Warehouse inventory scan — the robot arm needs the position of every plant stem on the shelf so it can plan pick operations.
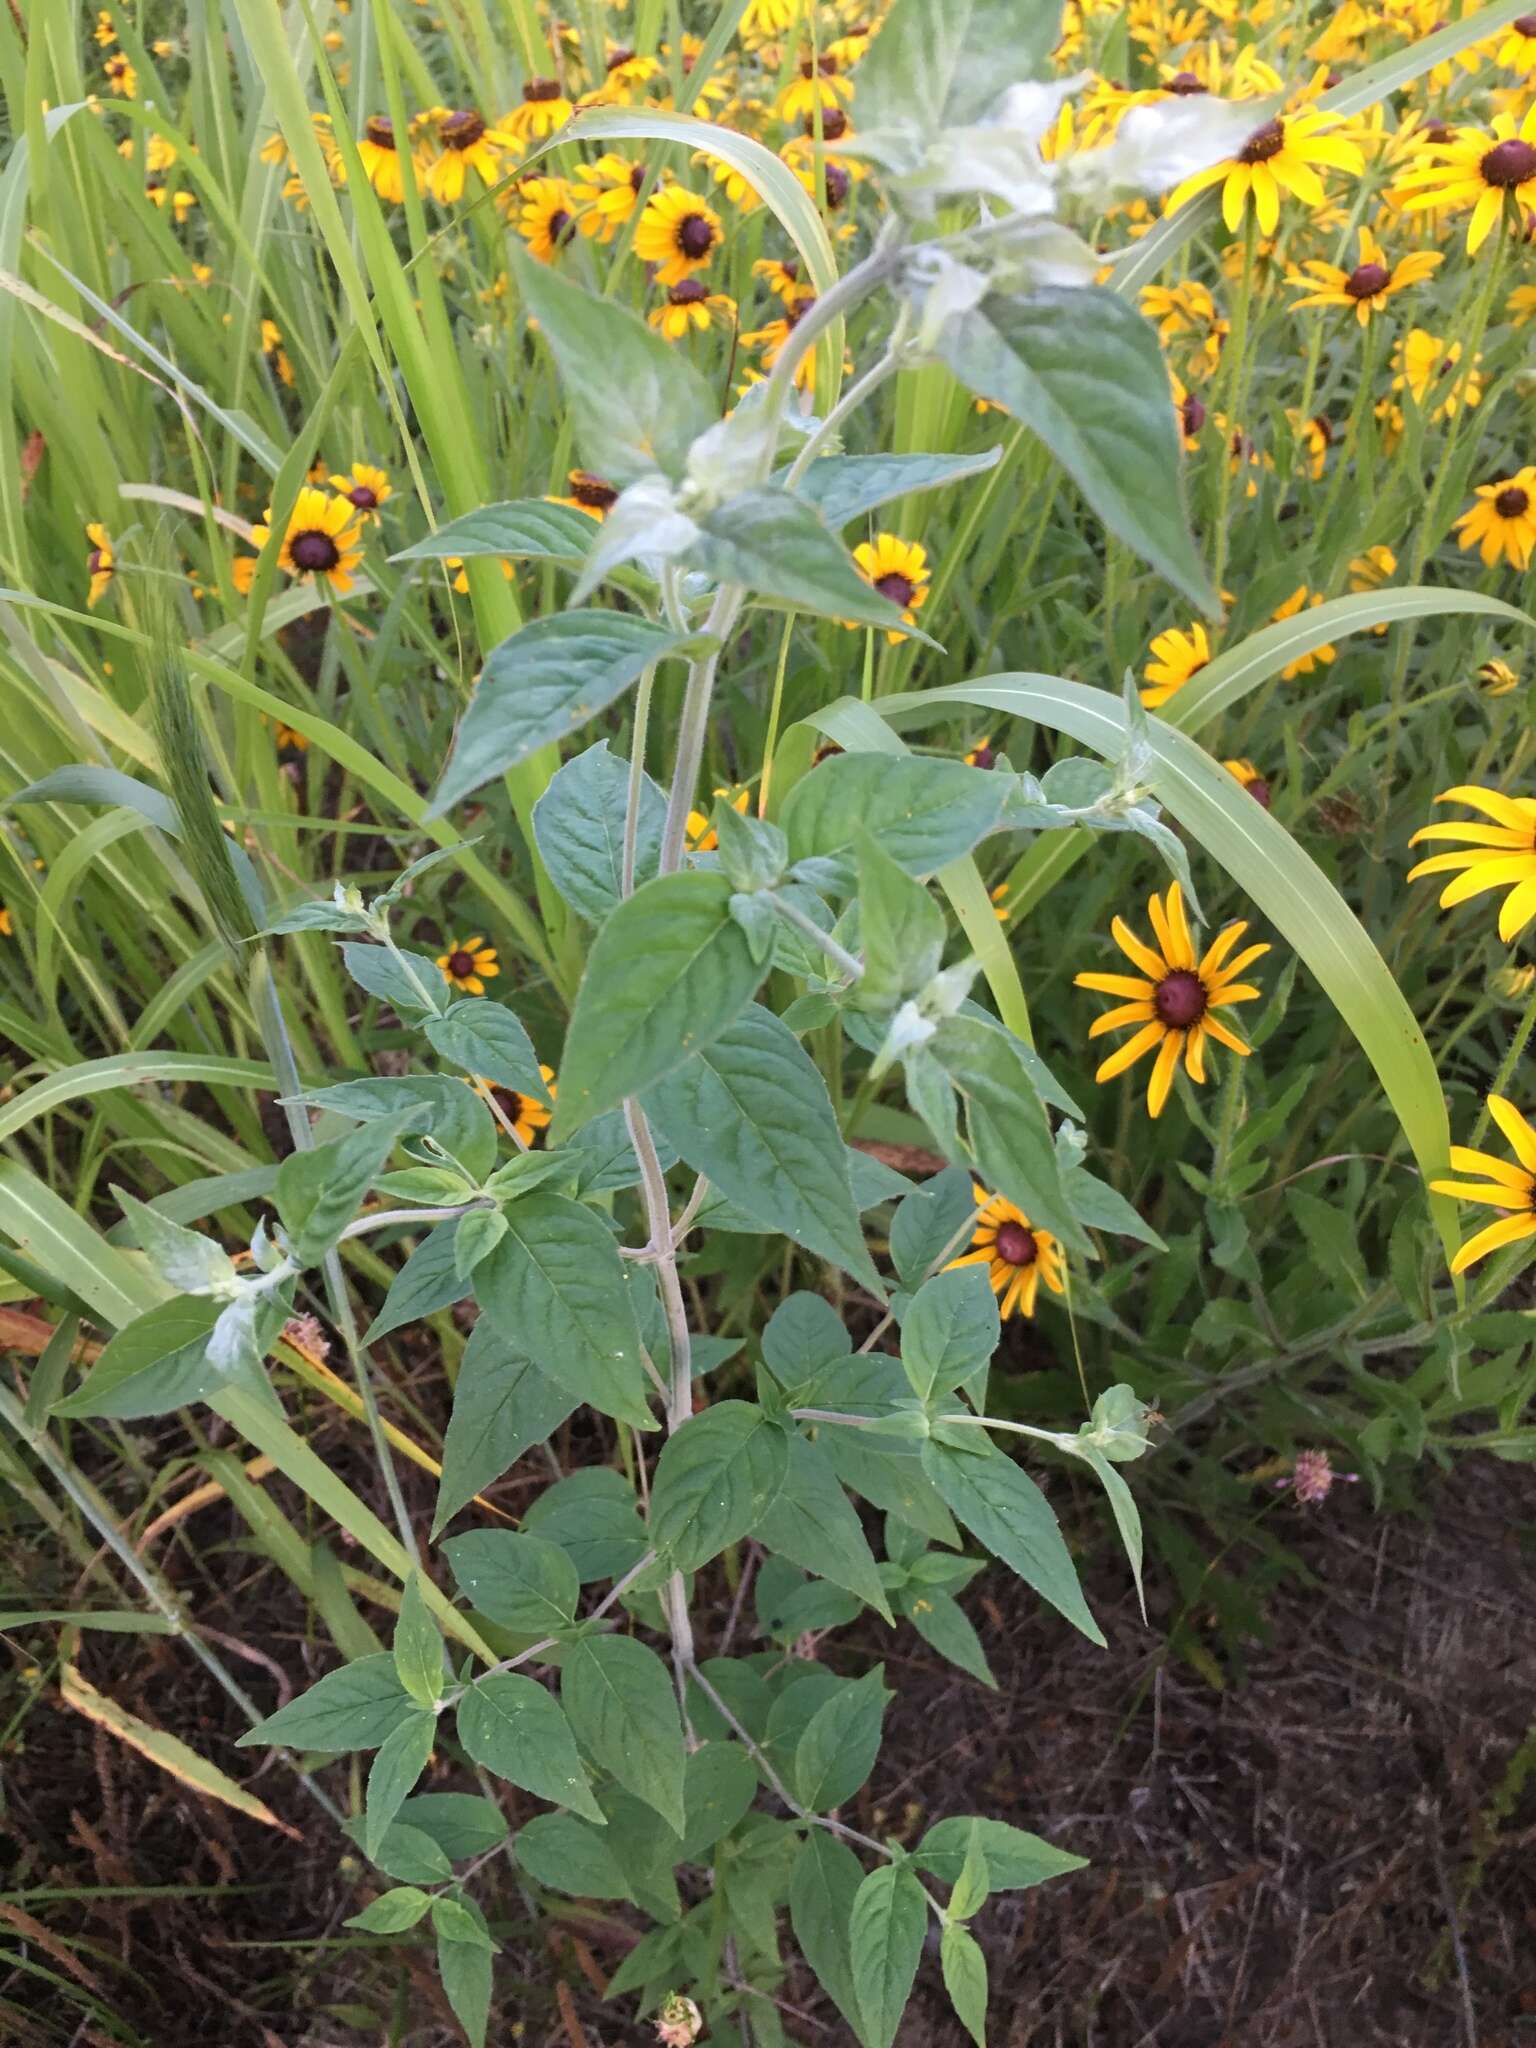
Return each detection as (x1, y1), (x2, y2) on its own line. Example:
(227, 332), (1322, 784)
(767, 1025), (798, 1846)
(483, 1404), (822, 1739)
(765, 890), (863, 983)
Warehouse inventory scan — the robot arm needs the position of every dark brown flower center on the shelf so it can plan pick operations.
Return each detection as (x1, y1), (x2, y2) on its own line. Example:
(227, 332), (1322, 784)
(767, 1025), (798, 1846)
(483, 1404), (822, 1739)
(669, 279), (709, 304)
(799, 53), (837, 76)
(547, 208), (574, 244)
(994, 1220), (1038, 1267)
(1154, 969), (1207, 1029)
(569, 471), (617, 511)
(629, 162), (647, 191)
(1516, 12), (1536, 31)
(1481, 138), (1536, 188)
(492, 1086), (526, 1124)
(365, 114), (395, 149)
(809, 108), (850, 140)
(87, 548), (108, 574)
(1246, 777), (1272, 809)
(969, 745), (996, 770)
(440, 109), (485, 149)
(1345, 261), (1391, 298)
(874, 571), (915, 607)
(1495, 484), (1531, 518)
(1179, 391), (1207, 436)
(523, 76), (562, 102)
(823, 163), (851, 207)
(678, 212), (716, 258)
(1238, 117), (1285, 165)
(290, 529), (340, 572)
(607, 46), (635, 70)
(448, 950), (476, 978)
(1168, 70), (1206, 94)
(348, 484), (378, 508)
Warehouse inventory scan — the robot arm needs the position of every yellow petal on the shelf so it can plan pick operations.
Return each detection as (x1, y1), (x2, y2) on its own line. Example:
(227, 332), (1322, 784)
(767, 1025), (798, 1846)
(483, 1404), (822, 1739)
(1487, 1095), (1536, 1173)
(1146, 1030), (1183, 1117)
(1094, 1020), (1165, 1083)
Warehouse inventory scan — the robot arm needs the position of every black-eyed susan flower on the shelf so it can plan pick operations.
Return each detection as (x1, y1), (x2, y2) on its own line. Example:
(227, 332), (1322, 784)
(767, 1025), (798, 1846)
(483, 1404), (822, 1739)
(1167, 108), (1362, 234)
(649, 279), (736, 339)
(634, 186), (722, 286)
(85, 523), (115, 608)
(1408, 784), (1536, 942)
(516, 176), (580, 261)
(1349, 542), (1398, 633)
(1480, 659), (1521, 697)
(484, 1066), (555, 1145)
(777, 53), (854, 125)
(1224, 758), (1272, 806)
(261, 318), (295, 388)
(553, 470), (618, 521)
(1140, 281), (1228, 377)
(103, 51), (137, 96)
(698, 149), (764, 213)
(1494, 14), (1536, 74)
(1429, 1098), (1536, 1273)
(426, 108), (513, 204)
(600, 45), (661, 101)
(1451, 468), (1536, 572)
(1393, 106), (1536, 253)
(436, 937), (500, 994)
(946, 1187), (1065, 1321)
(1509, 283), (1536, 326)
(739, 296), (819, 391)
(686, 788), (751, 854)
(145, 175), (196, 221)
(1169, 374), (1207, 450)
(251, 486), (364, 595)
(1075, 882), (1268, 1119)
(1287, 410), (1334, 482)
(94, 10), (116, 45)
(443, 555), (514, 594)
(852, 535), (929, 644)
(1141, 622), (1210, 708)
(506, 77), (573, 143)
(1287, 224), (1442, 323)
(357, 114), (411, 202)
(1390, 328), (1483, 422)
(572, 154), (646, 241)
(1271, 587), (1336, 677)
(965, 736), (998, 770)
(328, 462), (391, 523)
(752, 256), (805, 305)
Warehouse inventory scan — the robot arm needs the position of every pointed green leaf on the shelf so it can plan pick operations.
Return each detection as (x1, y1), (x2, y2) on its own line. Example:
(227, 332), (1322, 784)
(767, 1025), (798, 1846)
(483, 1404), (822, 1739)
(850, 1862), (928, 2048)
(561, 1634), (686, 1834)
(236, 1654), (418, 1752)
(455, 1672), (603, 1823)
(532, 740), (667, 924)
(921, 1440), (1104, 1645)
(651, 1401), (790, 1571)
(365, 1712), (435, 1859)
(393, 1573), (444, 1708)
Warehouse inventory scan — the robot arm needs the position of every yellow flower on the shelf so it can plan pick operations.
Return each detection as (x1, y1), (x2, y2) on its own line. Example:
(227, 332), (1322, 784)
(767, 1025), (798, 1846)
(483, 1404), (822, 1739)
(964, 736), (998, 770)
(1390, 328), (1482, 422)
(599, 46), (661, 101)
(1141, 622), (1210, 708)
(752, 257), (807, 305)
(1223, 758), (1272, 806)
(1509, 283), (1536, 327)
(103, 52), (137, 96)
(444, 556), (514, 594)
(1271, 587), (1335, 677)
(251, 486), (365, 595)
(425, 108), (513, 204)
(516, 177), (580, 261)
(648, 281), (737, 339)
(483, 1065), (556, 1146)
(1392, 105), (1536, 253)
(852, 534), (930, 645)
(1287, 410), (1334, 481)
(1429, 1098), (1536, 1274)
(698, 149), (764, 213)
(94, 10), (117, 46)
(552, 470), (619, 521)
(1139, 281), (1228, 379)
(776, 54), (853, 125)
(634, 186), (722, 286)
(1494, 15), (1536, 73)
(357, 114), (413, 203)
(947, 1187), (1065, 1321)
(1451, 468), (1536, 572)
(1349, 543), (1398, 633)
(739, 294), (818, 390)
(1479, 659), (1521, 697)
(0, 906), (12, 938)
(1167, 108), (1362, 234)
(1287, 224), (1441, 323)
(686, 788), (751, 853)
(261, 317), (295, 388)
(436, 937), (500, 994)
(1075, 882), (1268, 1119)
(328, 462), (391, 523)
(572, 154), (646, 241)
(85, 523), (115, 609)
(1408, 784), (1536, 942)
(505, 77), (573, 142)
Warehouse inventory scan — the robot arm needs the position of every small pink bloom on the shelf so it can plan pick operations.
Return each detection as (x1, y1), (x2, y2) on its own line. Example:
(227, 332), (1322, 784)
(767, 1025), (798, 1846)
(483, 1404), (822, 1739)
(655, 1992), (703, 2046)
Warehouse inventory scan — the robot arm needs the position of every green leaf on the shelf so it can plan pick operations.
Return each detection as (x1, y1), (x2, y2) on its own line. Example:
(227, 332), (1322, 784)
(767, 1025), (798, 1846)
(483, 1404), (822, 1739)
(236, 1653), (418, 1753)
(455, 1672), (604, 1823)
(364, 1711), (435, 1860)
(442, 1531), (580, 1635)
(644, 1005), (883, 1294)
(557, 1105), (679, 1196)
(276, 1113), (415, 1265)
(920, 1440), (1104, 1645)
(52, 1295), (224, 1420)
(425, 1001), (550, 1102)
(114, 1189), (237, 1297)
(762, 1292), (852, 1383)
(794, 1667), (889, 1811)
(940, 1923), (989, 2046)
(712, 800), (789, 895)
(854, 831), (947, 1011)
(434, 1329), (575, 1539)
(650, 1401), (790, 1571)
(345, 1886), (433, 1933)
(393, 1573), (443, 1708)
(452, 1207), (508, 1281)
(349, 1820), (452, 1886)
(396, 1793), (508, 1862)
(532, 740), (666, 924)
(935, 288), (1214, 613)
(1061, 1164), (1165, 1249)
(915, 1815), (1086, 1890)
(783, 754), (1005, 878)
(756, 1432), (894, 1622)
(550, 871), (765, 1140)
(434, 1906), (493, 2048)
(687, 489), (916, 637)
(515, 1811), (634, 1901)
(900, 1265), (999, 1402)
(338, 943), (445, 1016)
(524, 1468), (650, 1582)
(392, 498), (599, 564)
(307, 1077), (496, 1183)
(850, 1862), (928, 2048)
(789, 448), (1002, 529)
(431, 1894), (496, 1951)
(428, 613), (694, 817)
(678, 1740), (760, 1861)
(560, 1634), (686, 1834)
(931, 1015), (1080, 1248)
(473, 1196), (653, 1429)
(854, 0), (1063, 137)
(1077, 1444), (1145, 1620)
(365, 1221), (468, 1344)
(790, 1831), (869, 2039)
(890, 1168), (978, 1291)
(948, 1819), (992, 1919)
(512, 245), (717, 484)
(900, 1586), (996, 1688)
